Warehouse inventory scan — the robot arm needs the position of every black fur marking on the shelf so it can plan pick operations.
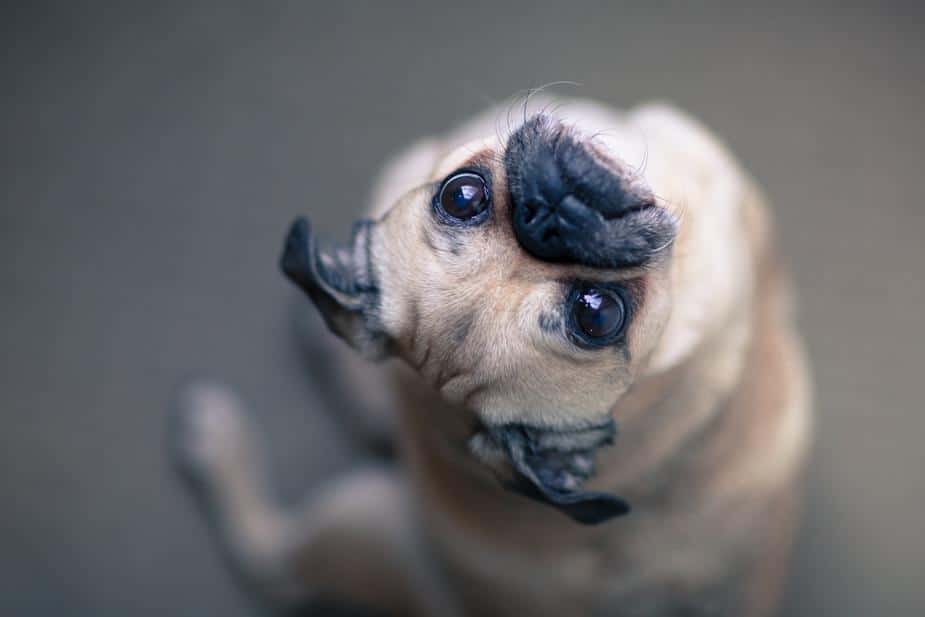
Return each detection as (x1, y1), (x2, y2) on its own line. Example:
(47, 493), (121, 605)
(538, 310), (562, 335)
(505, 114), (677, 269)
(486, 419), (630, 524)
(449, 311), (474, 344)
(444, 232), (466, 256)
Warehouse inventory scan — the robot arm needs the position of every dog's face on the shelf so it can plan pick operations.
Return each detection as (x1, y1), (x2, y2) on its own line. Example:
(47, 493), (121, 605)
(282, 103), (746, 523)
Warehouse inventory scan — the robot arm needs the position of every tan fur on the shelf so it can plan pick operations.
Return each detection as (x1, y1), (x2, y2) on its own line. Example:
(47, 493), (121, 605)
(174, 98), (812, 616)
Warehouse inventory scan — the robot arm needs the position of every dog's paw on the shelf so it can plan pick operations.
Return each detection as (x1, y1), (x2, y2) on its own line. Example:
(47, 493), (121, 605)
(169, 379), (257, 490)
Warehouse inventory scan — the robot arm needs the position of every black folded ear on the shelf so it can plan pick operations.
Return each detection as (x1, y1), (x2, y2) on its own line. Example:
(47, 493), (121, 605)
(280, 217), (389, 360)
(480, 421), (630, 525)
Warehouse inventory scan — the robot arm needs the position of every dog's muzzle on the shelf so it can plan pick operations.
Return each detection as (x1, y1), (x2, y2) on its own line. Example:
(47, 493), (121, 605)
(506, 115), (677, 269)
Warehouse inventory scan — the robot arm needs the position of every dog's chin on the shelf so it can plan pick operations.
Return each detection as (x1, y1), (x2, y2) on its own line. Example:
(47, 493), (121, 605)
(468, 419), (630, 525)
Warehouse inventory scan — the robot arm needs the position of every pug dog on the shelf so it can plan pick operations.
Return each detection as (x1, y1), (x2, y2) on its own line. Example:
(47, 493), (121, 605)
(172, 97), (812, 617)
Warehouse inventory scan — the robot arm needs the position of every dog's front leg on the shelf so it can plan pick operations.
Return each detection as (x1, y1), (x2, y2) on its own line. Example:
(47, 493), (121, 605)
(171, 381), (459, 616)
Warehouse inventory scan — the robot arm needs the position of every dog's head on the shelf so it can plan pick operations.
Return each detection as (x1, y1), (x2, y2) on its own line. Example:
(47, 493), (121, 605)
(282, 101), (750, 524)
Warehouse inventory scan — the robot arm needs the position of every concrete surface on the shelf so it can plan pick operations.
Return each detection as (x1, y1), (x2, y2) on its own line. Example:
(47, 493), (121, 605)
(2, 2), (923, 615)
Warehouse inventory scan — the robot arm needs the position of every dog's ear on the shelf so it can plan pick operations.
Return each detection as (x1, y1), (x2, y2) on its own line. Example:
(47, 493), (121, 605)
(476, 422), (630, 525)
(280, 217), (389, 360)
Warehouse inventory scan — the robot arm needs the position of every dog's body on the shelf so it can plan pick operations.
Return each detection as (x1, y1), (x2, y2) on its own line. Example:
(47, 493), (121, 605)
(174, 99), (811, 616)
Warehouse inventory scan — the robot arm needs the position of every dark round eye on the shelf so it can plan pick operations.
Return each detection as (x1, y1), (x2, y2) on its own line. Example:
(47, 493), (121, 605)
(572, 287), (626, 341)
(438, 172), (489, 220)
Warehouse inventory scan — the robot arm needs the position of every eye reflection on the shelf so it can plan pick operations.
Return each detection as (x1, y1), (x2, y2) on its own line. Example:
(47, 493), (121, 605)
(438, 172), (490, 220)
(572, 287), (625, 341)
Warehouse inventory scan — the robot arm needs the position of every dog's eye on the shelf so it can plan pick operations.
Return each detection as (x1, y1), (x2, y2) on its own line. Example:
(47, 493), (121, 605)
(572, 287), (626, 343)
(438, 173), (490, 220)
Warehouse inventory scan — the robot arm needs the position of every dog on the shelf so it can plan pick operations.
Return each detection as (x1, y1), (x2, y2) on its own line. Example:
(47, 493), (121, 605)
(172, 97), (812, 616)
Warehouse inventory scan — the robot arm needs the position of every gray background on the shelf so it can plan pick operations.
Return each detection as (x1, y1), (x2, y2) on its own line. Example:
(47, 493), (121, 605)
(2, 2), (923, 615)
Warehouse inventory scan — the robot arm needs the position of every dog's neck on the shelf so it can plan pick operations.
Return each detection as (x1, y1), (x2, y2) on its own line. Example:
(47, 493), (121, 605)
(595, 293), (753, 503)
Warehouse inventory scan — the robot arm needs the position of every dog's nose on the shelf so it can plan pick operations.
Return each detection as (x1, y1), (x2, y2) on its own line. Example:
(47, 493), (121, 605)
(506, 115), (675, 269)
(516, 191), (602, 262)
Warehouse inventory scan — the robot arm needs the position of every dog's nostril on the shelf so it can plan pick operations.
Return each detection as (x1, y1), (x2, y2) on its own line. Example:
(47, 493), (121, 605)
(541, 226), (560, 243)
(522, 203), (539, 225)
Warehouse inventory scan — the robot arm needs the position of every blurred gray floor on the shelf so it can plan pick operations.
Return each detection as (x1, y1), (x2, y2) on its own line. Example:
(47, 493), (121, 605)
(2, 2), (923, 615)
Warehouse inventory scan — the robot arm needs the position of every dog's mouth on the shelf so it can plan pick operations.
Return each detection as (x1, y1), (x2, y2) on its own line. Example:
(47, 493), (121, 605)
(469, 418), (630, 525)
